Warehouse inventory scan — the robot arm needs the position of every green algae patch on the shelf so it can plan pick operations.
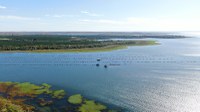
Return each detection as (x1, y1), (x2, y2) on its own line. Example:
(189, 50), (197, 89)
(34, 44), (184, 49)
(68, 94), (83, 104)
(42, 83), (52, 89)
(79, 100), (107, 112)
(0, 82), (66, 111)
(0, 82), (56, 98)
(0, 82), (118, 112)
(51, 90), (66, 99)
(14, 82), (51, 97)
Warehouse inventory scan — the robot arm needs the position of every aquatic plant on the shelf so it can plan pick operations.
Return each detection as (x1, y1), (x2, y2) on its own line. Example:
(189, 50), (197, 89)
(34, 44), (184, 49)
(38, 98), (53, 106)
(13, 82), (51, 97)
(0, 82), (44, 97)
(38, 106), (51, 112)
(68, 94), (83, 104)
(79, 100), (107, 112)
(51, 90), (66, 99)
(0, 97), (34, 112)
(0, 82), (117, 112)
(0, 82), (64, 99)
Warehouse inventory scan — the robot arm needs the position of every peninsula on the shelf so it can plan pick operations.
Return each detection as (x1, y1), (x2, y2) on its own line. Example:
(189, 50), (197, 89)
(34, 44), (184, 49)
(0, 35), (157, 52)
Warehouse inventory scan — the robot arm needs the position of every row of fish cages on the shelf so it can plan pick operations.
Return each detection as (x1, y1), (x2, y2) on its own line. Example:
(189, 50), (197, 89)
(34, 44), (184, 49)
(0, 60), (199, 68)
(0, 54), (200, 68)
(1, 55), (199, 61)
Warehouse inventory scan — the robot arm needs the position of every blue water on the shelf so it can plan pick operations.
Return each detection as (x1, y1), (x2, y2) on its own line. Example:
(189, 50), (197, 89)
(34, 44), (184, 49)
(0, 36), (200, 112)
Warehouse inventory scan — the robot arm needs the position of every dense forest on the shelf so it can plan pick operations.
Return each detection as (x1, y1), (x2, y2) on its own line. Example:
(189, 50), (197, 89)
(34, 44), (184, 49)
(0, 35), (157, 51)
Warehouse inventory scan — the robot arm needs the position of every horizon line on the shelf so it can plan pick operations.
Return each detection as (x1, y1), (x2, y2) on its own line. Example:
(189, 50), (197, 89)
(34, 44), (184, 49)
(0, 31), (199, 33)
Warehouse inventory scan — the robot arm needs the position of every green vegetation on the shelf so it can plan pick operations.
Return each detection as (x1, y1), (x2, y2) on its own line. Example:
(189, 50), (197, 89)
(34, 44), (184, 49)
(0, 82), (53, 97)
(68, 94), (83, 104)
(51, 90), (66, 99)
(0, 82), (118, 112)
(79, 100), (107, 112)
(0, 35), (157, 52)
(0, 97), (33, 112)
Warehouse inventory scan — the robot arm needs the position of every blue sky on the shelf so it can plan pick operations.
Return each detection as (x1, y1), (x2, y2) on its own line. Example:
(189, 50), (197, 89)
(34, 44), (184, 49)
(0, 0), (200, 31)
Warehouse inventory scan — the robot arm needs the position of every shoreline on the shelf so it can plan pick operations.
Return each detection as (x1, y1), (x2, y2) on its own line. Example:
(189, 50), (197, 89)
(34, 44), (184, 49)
(0, 43), (158, 53)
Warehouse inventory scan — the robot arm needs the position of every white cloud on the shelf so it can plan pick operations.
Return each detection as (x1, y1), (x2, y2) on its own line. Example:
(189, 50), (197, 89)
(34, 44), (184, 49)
(0, 15), (40, 20)
(81, 11), (89, 14)
(126, 17), (200, 31)
(45, 14), (78, 18)
(81, 11), (103, 17)
(45, 14), (66, 18)
(79, 17), (200, 31)
(0, 5), (6, 9)
(80, 19), (123, 25)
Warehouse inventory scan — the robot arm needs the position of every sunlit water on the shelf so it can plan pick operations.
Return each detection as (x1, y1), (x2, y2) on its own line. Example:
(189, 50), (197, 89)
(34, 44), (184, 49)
(0, 33), (200, 112)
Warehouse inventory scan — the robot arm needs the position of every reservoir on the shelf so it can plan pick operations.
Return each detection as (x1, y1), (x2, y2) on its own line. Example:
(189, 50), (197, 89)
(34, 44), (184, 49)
(0, 34), (200, 112)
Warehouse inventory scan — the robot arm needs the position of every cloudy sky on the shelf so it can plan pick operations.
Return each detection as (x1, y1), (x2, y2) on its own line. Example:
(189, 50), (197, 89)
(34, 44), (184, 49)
(0, 0), (200, 31)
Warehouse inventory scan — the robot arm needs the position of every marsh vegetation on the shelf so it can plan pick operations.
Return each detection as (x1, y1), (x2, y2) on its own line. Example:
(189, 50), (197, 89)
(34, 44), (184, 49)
(0, 82), (118, 112)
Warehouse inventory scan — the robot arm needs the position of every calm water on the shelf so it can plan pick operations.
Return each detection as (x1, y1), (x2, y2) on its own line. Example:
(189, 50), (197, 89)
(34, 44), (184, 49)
(0, 34), (200, 112)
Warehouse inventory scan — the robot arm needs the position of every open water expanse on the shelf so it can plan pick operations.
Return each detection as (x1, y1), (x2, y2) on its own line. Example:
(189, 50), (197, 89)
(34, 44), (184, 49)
(0, 33), (200, 112)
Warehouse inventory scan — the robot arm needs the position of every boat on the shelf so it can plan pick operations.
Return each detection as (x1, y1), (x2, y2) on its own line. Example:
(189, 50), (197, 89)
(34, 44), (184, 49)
(97, 58), (101, 61)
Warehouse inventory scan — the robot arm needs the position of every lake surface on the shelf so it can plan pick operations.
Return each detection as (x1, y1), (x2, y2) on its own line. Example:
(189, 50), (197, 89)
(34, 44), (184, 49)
(0, 34), (200, 112)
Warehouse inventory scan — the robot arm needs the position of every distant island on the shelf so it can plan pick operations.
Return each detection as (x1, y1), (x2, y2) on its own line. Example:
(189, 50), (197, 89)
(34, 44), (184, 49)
(0, 35), (159, 52)
(0, 32), (188, 39)
(0, 32), (189, 52)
